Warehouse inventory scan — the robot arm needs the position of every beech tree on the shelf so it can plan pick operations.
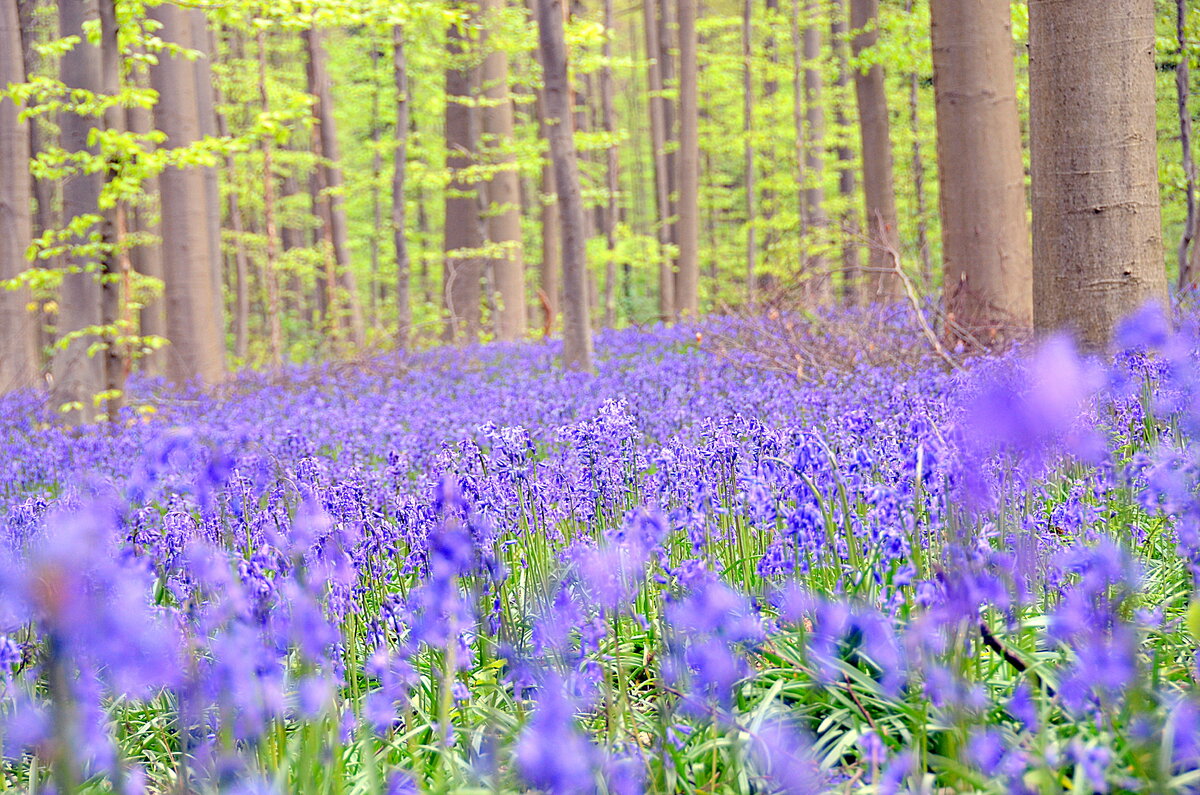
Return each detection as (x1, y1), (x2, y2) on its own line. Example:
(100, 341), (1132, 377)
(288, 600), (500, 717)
(480, 0), (526, 341)
(443, 16), (483, 343)
(1029, 0), (1168, 348)
(0, 0), (38, 392)
(930, 0), (1032, 337)
(148, 3), (225, 385)
(849, 0), (901, 302)
(675, 0), (699, 316)
(536, 0), (593, 369)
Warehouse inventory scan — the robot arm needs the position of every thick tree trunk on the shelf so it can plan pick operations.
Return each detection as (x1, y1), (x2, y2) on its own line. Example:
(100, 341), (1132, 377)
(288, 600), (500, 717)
(675, 0), (699, 316)
(481, 0), (527, 341)
(536, 0), (593, 369)
(643, 0), (674, 320)
(148, 2), (225, 384)
(931, 0), (1032, 338)
(393, 25), (412, 350)
(443, 19), (483, 343)
(600, 0), (619, 327)
(53, 0), (106, 420)
(830, 0), (859, 304)
(800, 0), (828, 302)
(743, 0), (756, 302)
(1029, 0), (1168, 348)
(305, 28), (366, 348)
(1177, 0), (1200, 291)
(849, 0), (901, 303)
(0, 0), (39, 392)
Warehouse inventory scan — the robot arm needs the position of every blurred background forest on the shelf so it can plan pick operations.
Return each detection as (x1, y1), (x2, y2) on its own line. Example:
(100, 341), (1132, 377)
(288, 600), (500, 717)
(0, 0), (1196, 416)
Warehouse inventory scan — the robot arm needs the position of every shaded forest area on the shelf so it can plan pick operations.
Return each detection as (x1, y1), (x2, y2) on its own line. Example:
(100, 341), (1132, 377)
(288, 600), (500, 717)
(0, 0), (1196, 418)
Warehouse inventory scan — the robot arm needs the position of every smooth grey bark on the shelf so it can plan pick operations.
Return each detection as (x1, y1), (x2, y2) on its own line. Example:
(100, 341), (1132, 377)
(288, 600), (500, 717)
(125, 91), (166, 376)
(675, 0), (699, 316)
(305, 27), (366, 348)
(931, 0), (1033, 336)
(480, 0), (527, 340)
(800, 0), (829, 302)
(535, 0), (593, 369)
(0, 0), (39, 391)
(148, 1), (226, 384)
(53, 0), (106, 421)
(600, 0), (619, 326)
(643, 0), (673, 320)
(849, 0), (902, 302)
(1177, 0), (1200, 291)
(830, 0), (859, 304)
(1029, 0), (1168, 348)
(743, 0), (756, 302)
(393, 25), (412, 350)
(443, 18), (483, 342)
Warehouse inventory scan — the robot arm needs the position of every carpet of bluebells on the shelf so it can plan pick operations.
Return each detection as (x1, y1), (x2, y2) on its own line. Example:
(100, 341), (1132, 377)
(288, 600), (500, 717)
(3, 306), (1200, 794)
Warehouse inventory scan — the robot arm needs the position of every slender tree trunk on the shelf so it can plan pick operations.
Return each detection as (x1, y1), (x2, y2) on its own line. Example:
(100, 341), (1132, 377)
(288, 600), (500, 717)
(644, 0), (674, 320)
(0, 0), (39, 391)
(305, 27), (366, 348)
(192, 15), (224, 349)
(529, 23), (561, 336)
(1029, 0), (1168, 348)
(443, 19), (483, 343)
(98, 0), (125, 413)
(369, 43), (383, 325)
(536, 0), (593, 369)
(800, 0), (828, 302)
(213, 70), (251, 361)
(849, 0), (901, 302)
(125, 97), (166, 376)
(908, 68), (932, 290)
(256, 28), (283, 368)
(743, 0), (756, 302)
(481, 0), (527, 341)
(1177, 0), (1200, 291)
(675, 0), (699, 316)
(830, 0), (859, 304)
(760, 0), (778, 263)
(53, 0), (106, 420)
(931, 0), (1032, 339)
(148, 2), (225, 384)
(17, 0), (57, 354)
(393, 25), (412, 350)
(600, 0), (619, 327)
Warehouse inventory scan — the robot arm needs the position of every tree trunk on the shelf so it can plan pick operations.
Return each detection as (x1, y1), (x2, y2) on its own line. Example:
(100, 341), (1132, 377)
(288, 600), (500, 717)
(481, 0), (527, 341)
(849, 0), (901, 303)
(256, 28), (283, 368)
(536, 0), (593, 369)
(1029, 0), (1168, 348)
(600, 0), (619, 326)
(799, 0), (828, 302)
(743, 0), (756, 302)
(643, 0), (674, 320)
(830, 0), (859, 304)
(931, 0), (1033, 338)
(125, 97), (166, 376)
(97, 0), (125, 413)
(675, 0), (699, 316)
(53, 0), (106, 420)
(369, 43), (383, 325)
(304, 27), (366, 348)
(393, 25), (412, 350)
(0, 0), (39, 392)
(192, 15), (224, 349)
(1177, 0), (1200, 291)
(148, 1), (225, 384)
(213, 54), (250, 360)
(443, 19), (483, 343)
